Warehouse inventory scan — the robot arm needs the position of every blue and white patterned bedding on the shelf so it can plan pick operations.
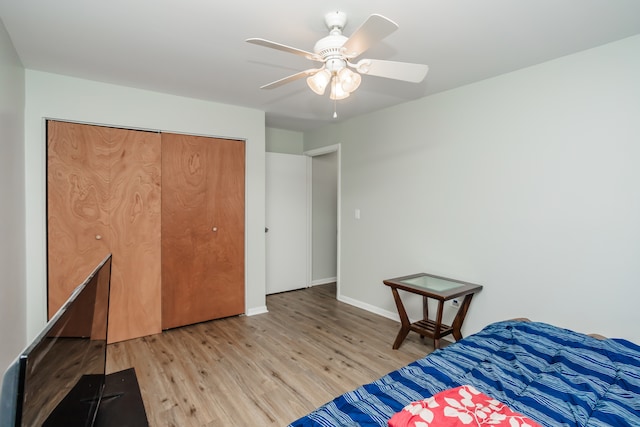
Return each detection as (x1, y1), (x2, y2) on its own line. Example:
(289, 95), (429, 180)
(288, 320), (640, 426)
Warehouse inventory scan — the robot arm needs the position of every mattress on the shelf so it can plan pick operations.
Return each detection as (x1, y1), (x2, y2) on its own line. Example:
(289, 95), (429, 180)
(288, 320), (640, 426)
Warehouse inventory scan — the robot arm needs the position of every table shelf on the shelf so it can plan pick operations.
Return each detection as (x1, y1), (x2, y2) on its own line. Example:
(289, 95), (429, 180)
(412, 319), (453, 338)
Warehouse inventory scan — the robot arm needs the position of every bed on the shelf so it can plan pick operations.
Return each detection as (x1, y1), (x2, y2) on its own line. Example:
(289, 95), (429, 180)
(288, 320), (640, 426)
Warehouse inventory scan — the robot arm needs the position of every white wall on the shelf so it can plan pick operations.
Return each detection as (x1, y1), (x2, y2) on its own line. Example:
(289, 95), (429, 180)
(305, 35), (640, 343)
(0, 18), (26, 371)
(266, 127), (304, 154)
(24, 70), (267, 339)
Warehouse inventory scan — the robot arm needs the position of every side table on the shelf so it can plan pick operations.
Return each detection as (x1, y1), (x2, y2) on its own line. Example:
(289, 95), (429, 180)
(383, 273), (482, 349)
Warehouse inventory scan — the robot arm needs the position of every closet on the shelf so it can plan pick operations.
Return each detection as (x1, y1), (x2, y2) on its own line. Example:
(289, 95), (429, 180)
(46, 121), (245, 343)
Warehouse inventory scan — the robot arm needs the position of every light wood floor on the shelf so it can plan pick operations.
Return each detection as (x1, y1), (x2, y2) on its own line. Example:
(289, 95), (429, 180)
(106, 284), (436, 426)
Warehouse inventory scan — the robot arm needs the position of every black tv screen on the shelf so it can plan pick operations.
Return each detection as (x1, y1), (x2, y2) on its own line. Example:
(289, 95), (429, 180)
(0, 254), (111, 427)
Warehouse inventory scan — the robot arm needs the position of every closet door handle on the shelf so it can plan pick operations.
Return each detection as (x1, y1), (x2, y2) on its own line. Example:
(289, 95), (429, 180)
(212, 227), (218, 232)
(95, 235), (102, 240)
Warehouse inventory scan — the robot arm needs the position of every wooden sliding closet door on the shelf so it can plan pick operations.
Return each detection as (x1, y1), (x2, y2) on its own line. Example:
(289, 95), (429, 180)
(107, 127), (162, 343)
(47, 121), (162, 343)
(161, 133), (245, 329)
(47, 121), (111, 318)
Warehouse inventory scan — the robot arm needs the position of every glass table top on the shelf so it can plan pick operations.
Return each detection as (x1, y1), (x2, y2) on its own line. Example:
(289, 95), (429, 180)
(399, 275), (465, 292)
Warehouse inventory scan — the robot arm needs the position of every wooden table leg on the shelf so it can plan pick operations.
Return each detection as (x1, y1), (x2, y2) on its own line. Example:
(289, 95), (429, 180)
(433, 300), (445, 349)
(452, 294), (474, 341)
(420, 296), (429, 339)
(390, 287), (411, 349)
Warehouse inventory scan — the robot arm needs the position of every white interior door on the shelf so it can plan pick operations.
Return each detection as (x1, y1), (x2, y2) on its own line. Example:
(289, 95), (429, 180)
(265, 152), (308, 294)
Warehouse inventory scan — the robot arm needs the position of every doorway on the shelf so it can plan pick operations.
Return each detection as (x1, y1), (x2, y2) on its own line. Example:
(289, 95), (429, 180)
(305, 145), (340, 296)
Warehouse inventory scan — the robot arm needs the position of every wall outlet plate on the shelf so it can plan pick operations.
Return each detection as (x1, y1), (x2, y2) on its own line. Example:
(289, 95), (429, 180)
(452, 299), (460, 308)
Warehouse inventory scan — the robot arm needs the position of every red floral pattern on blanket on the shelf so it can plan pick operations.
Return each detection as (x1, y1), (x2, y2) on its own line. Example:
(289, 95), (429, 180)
(388, 385), (542, 427)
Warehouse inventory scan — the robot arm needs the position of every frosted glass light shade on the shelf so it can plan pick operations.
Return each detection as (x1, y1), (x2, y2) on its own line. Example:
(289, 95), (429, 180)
(330, 77), (350, 100)
(338, 68), (361, 93)
(307, 69), (331, 95)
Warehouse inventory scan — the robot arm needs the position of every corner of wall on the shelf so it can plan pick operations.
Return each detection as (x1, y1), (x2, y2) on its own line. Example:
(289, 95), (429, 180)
(0, 17), (27, 371)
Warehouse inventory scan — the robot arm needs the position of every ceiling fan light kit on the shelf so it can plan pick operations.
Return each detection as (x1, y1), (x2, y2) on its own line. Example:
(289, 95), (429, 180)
(330, 77), (350, 101)
(307, 69), (331, 95)
(246, 10), (429, 115)
(338, 67), (361, 92)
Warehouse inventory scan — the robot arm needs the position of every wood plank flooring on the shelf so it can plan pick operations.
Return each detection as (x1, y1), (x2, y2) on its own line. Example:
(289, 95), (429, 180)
(106, 284), (437, 426)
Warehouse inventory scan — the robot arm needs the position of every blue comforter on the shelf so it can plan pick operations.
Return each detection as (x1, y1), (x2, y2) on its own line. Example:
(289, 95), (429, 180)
(288, 320), (640, 426)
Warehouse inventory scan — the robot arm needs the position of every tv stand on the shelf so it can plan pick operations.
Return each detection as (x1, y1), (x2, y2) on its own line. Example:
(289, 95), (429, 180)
(95, 368), (148, 427)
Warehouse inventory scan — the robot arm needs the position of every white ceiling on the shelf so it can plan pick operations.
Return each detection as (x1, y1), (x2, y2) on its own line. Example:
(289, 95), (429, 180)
(1, 0), (639, 132)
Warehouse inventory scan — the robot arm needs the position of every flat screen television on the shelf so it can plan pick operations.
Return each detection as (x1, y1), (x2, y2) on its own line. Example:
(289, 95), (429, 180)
(0, 254), (112, 427)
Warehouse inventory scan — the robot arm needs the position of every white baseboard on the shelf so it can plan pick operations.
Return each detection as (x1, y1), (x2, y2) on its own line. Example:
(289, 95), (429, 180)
(310, 277), (337, 287)
(337, 294), (401, 323)
(335, 294), (453, 345)
(246, 306), (268, 316)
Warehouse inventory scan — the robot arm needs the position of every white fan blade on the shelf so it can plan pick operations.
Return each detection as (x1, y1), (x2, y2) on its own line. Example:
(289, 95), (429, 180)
(354, 59), (428, 83)
(260, 68), (322, 89)
(341, 14), (398, 58)
(246, 38), (321, 61)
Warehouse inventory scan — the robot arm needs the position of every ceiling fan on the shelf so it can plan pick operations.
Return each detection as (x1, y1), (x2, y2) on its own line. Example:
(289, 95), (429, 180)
(246, 11), (429, 102)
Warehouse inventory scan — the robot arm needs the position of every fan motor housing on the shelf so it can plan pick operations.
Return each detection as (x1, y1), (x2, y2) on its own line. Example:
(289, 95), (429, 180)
(314, 11), (349, 61)
(314, 34), (348, 59)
